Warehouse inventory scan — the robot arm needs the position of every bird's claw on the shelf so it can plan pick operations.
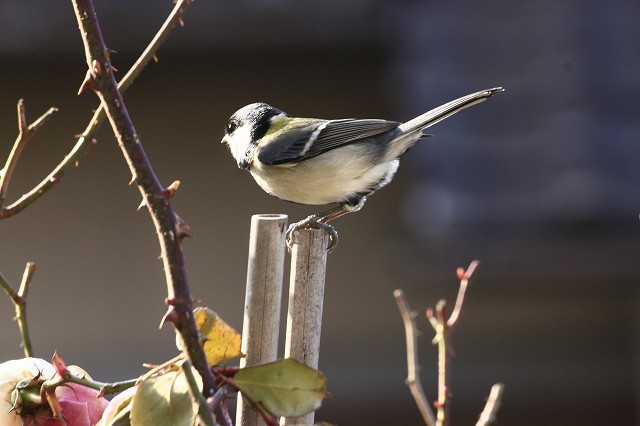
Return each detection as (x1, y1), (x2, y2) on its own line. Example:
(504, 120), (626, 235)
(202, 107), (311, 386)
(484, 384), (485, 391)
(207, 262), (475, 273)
(286, 215), (338, 252)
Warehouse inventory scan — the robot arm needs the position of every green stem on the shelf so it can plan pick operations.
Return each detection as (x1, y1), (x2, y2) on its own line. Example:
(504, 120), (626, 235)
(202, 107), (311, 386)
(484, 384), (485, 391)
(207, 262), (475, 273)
(64, 374), (138, 396)
(0, 263), (36, 357)
(182, 360), (215, 426)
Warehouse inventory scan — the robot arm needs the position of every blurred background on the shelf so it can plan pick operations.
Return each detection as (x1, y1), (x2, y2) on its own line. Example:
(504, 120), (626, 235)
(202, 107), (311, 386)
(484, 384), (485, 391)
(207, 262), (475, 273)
(1, 0), (639, 424)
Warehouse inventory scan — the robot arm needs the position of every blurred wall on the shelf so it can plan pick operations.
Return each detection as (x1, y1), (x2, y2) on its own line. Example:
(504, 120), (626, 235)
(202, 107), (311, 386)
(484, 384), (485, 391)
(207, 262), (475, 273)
(1, 1), (639, 424)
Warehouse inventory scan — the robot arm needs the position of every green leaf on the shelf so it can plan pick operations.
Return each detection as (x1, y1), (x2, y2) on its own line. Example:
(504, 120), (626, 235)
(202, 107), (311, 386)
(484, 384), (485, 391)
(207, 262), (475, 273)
(130, 367), (201, 426)
(233, 358), (328, 417)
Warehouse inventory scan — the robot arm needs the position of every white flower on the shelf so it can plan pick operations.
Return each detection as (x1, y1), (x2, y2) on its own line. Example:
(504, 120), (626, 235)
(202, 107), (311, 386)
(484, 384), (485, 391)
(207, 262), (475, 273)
(0, 358), (55, 426)
(0, 357), (108, 426)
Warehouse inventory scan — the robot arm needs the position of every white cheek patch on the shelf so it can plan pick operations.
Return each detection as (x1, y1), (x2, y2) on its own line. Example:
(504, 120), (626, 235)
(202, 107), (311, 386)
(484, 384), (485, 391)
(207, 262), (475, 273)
(228, 124), (253, 165)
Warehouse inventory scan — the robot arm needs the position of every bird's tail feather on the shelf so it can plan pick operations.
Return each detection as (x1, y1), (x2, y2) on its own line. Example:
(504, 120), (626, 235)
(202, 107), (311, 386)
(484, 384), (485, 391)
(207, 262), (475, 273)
(398, 87), (504, 135)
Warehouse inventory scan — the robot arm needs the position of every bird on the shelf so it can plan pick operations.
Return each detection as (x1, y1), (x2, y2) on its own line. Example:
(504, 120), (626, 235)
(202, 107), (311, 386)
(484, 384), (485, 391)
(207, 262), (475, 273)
(222, 87), (503, 251)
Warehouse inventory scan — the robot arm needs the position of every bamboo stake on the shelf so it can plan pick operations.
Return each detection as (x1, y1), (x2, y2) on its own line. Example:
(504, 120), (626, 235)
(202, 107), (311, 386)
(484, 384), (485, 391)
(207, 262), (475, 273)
(237, 214), (288, 426)
(281, 228), (329, 426)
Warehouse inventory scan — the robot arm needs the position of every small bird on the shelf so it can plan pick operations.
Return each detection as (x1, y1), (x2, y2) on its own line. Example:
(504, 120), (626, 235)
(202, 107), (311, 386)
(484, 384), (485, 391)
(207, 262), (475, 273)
(222, 87), (503, 250)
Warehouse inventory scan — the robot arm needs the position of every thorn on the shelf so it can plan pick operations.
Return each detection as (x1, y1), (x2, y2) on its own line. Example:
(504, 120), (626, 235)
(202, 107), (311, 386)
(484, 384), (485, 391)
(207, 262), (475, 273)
(175, 214), (191, 231)
(104, 48), (116, 59)
(159, 306), (180, 329)
(164, 180), (181, 198)
(92, 59), (102, 77)
(77, 69), (95, 95)
(176, 227), (192, 243)
(51, 351), (69, 377)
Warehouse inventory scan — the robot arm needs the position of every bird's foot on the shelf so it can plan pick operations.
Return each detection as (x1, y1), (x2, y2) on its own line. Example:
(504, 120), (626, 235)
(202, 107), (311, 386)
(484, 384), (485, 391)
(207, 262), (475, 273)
(286, 215), (338, 252)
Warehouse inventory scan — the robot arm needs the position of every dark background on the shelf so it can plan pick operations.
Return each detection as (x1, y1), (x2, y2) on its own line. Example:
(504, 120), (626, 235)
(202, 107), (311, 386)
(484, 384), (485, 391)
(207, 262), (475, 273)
(1, 1), (639, 424)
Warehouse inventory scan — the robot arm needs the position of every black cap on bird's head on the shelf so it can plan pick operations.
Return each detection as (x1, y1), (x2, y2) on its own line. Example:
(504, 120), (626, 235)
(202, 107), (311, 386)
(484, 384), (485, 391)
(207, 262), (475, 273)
(224, 102), (288, 141)
(222, 102), (289, 170)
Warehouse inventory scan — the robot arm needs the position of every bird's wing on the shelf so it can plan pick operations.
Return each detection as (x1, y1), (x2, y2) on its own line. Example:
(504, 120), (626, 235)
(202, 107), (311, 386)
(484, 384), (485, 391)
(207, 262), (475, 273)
(257, 118), (400, 165)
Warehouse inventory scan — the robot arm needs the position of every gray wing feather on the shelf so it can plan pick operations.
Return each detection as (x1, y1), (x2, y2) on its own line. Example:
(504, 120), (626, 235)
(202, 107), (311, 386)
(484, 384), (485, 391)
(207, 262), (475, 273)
(258, 118), (399, 165)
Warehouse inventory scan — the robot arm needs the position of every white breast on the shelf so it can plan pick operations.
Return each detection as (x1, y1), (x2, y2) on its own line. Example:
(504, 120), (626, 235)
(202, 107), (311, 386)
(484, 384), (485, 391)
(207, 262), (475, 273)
(249, 144), (399, 205)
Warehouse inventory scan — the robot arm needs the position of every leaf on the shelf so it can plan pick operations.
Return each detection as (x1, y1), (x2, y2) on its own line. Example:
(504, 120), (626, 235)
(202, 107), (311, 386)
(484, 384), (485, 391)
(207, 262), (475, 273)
(232, 358), (328, 417)
(193, 307), (242, 366)
(98, 386), (137, 426)
(130, 367), (201, 426)
(108, 404), (133, 426)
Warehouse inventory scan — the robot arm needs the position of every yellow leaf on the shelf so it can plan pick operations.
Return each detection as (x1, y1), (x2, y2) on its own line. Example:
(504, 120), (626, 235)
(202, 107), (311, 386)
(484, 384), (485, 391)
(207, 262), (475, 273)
(193, 307), (242, 366)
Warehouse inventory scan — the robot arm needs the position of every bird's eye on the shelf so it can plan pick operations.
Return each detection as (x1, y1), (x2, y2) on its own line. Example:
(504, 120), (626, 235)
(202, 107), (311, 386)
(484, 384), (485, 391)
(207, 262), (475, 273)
(226, 120), (238, 134)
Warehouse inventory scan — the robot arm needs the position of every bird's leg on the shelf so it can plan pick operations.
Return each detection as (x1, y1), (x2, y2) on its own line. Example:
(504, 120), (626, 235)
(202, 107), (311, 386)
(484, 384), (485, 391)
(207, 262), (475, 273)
(286, 198), (366, 252)
(286, 205), (346, 252)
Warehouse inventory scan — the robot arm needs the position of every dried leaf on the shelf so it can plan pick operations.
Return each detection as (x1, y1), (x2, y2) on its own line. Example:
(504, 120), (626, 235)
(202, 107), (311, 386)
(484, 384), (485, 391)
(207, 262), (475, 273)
(194, 307), (242, 366)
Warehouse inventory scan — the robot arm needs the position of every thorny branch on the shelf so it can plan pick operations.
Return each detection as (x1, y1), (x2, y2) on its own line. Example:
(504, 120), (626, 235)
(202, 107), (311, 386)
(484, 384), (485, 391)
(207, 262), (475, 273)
(69, 0), (217, 419)
(2, 0), (215, 419)
(0, 0), (192, 219)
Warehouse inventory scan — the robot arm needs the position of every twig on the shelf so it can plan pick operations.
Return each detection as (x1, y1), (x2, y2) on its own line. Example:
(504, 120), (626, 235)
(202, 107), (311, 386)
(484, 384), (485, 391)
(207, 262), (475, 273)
(426, 260), (480, 426)
(182, 360), (215, 426)
(0, 0), (192, 219)
(447, 260), (479, 327)
(0, 101), (58, 209)
(427, 300), (451, 426)
(0, 262), (37, 357)
(394, 289), (436, 426)
(70, 0), (217, 418)
(475, 383), (504, 426)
